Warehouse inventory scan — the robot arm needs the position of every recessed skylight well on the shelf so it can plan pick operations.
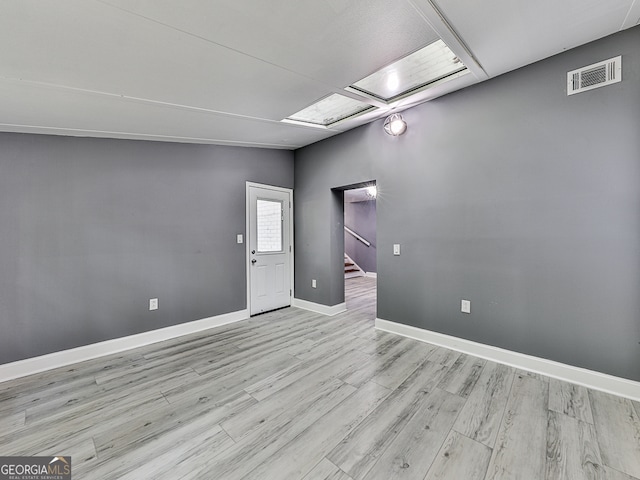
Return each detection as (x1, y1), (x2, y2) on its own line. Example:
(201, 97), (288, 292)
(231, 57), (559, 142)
(284, 94), (375, 127)
(283, 39), (467, 129)
(349, 39), (468, 102)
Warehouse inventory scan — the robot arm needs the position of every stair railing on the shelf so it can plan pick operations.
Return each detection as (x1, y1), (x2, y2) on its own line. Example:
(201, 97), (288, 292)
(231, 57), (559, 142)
(344, 226), (371, 247)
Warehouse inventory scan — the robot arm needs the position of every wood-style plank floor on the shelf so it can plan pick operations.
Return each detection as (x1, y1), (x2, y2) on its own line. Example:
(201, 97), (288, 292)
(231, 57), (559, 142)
(1, 276), (639, 479)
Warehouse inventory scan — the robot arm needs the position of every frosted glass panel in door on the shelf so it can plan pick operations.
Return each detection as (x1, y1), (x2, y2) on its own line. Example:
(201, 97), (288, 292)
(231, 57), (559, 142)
(257, 199), (283, 253)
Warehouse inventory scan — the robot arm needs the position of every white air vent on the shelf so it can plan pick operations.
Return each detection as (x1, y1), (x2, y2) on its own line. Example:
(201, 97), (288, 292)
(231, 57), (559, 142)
(567, 56), (621, 95)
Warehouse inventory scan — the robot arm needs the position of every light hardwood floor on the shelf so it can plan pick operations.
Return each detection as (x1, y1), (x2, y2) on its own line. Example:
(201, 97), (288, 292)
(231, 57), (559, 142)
(1, 276), (639, 479)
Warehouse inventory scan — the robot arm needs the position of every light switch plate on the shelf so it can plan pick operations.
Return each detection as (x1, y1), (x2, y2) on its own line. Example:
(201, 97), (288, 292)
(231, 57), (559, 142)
(237, 234), (243, 244)
(461, 300), (471, 314)
(149, 298), (158, 311)
(393, 244), (401, 255)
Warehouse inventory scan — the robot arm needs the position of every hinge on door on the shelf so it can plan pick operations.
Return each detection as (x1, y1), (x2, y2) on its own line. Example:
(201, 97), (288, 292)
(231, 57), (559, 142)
(290, 289), (292, 296)
(289, 245), (291, 252)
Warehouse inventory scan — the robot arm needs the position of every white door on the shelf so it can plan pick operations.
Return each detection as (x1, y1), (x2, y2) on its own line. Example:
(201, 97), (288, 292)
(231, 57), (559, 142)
(248, 184), (292, 315)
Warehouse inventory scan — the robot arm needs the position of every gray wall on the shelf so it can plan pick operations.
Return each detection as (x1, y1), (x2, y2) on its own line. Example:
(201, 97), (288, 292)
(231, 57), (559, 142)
(344, 200), (376, 273)
(0, 133), (293, 364)
(294, 27), (640, 381)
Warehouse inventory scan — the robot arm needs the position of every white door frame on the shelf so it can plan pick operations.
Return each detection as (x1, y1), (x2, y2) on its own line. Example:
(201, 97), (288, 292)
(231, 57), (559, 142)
(246, 182), (294, 315)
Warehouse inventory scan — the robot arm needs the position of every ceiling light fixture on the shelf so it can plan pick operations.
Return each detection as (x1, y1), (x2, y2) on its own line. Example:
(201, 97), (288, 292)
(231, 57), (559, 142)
(366, 186), (377, 198)
(383, 113), (407, 136)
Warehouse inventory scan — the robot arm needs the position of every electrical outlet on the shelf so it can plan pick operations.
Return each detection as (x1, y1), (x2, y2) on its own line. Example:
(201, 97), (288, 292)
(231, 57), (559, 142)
(393, 244), (401, 255)
(149, 298), (158, 311)
(312, 279), (317, 288)
(461, 300), (471, 314)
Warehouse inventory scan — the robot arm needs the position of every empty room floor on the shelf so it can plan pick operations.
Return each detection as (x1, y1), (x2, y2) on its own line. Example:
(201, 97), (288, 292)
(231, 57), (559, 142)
(1, 276), (639, 479)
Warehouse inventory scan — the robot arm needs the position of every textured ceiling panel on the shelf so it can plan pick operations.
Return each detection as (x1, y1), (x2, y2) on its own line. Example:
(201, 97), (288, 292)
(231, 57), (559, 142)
(0, 1), (331, 120)
(433, 0), (633, 77)
(98, 0), (441, 88)
(0, 0), (635, 149)
(0, 80), (337, 148)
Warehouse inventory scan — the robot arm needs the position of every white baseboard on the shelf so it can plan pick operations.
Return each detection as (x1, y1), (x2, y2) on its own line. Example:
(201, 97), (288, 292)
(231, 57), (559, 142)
(292, 298), (347, 316)
(0, 309), (249, 383)
(375, 317), (640, 402)
(365, 272), (377, 278)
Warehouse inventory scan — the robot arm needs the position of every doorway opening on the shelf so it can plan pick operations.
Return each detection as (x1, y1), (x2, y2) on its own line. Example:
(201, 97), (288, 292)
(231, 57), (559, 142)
(340, 182), (377, 317)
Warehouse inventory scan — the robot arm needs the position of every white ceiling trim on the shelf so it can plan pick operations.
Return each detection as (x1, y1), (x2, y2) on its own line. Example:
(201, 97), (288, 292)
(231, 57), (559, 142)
(622, 0), (640, 27)
(0, 75), (302, 126)
(0, 76), (337, 148)
(0, 123), (299, 149)
(0, 73), (385, 148)
(406, 0), (489, 81)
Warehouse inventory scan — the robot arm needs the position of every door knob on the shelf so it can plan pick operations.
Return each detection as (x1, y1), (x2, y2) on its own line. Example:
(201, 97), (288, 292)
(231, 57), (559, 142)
(251, 259), (257, 264)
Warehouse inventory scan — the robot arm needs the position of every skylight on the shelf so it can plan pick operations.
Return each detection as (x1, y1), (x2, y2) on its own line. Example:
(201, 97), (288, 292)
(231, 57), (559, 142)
(285, 94), (375, 127)
(282, 39), (467, 129)
(349, 39), (467, 102)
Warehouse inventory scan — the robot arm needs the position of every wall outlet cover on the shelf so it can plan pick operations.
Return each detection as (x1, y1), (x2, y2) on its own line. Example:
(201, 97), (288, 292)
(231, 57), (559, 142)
(149, 298), (158, 311)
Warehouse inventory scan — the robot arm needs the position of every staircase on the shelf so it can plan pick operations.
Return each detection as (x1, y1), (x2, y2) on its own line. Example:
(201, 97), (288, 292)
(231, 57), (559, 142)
(344, 254), (364, 278)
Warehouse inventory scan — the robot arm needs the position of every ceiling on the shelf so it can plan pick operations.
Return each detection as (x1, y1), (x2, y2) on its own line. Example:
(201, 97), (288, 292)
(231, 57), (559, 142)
(1, 0), (638, 150)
